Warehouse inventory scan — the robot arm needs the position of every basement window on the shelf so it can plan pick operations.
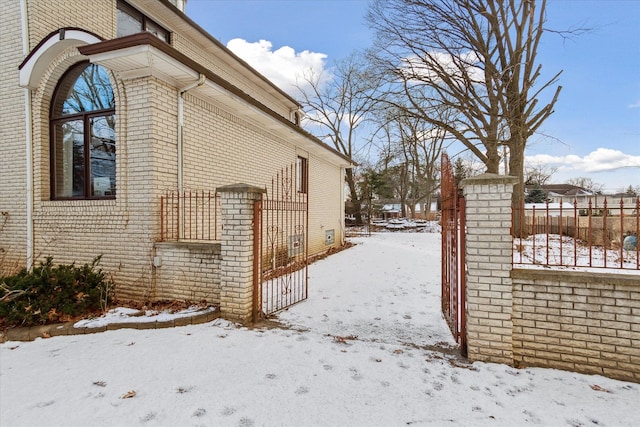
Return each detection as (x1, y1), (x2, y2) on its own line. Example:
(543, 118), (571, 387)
(117, 0), (170, 42)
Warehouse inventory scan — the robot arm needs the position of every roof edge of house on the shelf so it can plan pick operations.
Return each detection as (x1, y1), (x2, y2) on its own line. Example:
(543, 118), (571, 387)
(78, 33), (355, 167)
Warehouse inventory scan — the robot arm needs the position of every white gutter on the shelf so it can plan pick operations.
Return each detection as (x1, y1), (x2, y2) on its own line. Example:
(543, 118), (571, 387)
(177, 74), (205, 194)
(20, 0), (34, 270)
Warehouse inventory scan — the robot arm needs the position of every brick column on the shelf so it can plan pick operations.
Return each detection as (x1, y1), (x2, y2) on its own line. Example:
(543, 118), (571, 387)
(461, 174), (518, 365)
(217, 184), (265, 324)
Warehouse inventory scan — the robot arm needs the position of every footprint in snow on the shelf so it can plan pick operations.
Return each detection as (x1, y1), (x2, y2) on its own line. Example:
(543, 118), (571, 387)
(522, 410), (541, 424)
(238, 417), (254, 427)
(220, 406), (236, 416)
(192, 408), (206, 417)
(349, 367), (363, 381)
(139, 412), (156, 422)
(295, 386), (309, 395)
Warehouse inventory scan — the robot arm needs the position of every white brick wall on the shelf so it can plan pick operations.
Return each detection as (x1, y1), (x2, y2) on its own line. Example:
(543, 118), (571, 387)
(462, 174), (640, 383)
(512, 269), (640, 383)
(462, 174), (518, 365)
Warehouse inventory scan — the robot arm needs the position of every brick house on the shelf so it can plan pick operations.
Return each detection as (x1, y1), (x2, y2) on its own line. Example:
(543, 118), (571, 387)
(1, 0), (352, 305)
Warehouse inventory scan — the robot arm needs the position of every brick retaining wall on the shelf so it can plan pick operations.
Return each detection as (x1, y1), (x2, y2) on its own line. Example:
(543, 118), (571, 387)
(462, 174), (640, 383)
(512, 269), (639, 382)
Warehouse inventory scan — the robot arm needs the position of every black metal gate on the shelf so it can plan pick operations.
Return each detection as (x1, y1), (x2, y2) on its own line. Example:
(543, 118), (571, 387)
(253, 163), (309, 320)
(441, 153), (467, 355)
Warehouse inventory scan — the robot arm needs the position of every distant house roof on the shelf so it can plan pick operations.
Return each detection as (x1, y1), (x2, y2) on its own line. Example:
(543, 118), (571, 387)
(525, 184), (593, 197)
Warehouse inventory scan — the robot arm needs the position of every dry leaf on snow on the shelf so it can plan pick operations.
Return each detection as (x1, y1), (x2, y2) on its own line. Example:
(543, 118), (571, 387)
(121, 390), (136, 399)
(590, 384), (611, 393)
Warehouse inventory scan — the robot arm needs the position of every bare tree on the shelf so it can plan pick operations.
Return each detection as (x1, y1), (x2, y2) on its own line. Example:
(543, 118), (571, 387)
(296, 52), (383, 225)
(566, 177), (604, 194)
(377, 107), (445, 218)
(524, 163), (557, 186)
(366, 0), (562, 209)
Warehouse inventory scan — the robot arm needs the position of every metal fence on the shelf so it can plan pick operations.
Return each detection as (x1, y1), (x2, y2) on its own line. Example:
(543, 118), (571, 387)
(160, 190), (220, 241)
(512, 197), (639, 270)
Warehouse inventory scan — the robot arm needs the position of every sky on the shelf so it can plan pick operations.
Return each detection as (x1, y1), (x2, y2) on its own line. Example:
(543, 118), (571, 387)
(184, 0), (640, 193)
(2, 232), (639, 426)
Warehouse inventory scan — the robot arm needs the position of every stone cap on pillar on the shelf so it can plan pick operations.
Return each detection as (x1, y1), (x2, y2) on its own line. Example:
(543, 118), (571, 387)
(460, 173), (519, 188)
(216, 183), (266, 194)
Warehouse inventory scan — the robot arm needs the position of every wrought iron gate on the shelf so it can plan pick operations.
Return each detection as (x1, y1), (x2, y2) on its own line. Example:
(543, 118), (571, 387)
(441, 153), (467, 355)
(253, 163), (309, 320)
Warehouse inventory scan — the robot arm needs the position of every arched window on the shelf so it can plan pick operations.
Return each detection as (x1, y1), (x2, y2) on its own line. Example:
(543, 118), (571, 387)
(50, 62), (116, 199)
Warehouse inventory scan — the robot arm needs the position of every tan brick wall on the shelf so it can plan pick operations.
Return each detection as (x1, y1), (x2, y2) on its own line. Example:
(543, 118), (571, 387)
(154, 242), (221, 302)
(26, 0), (115, 48)
(308, 154), (345, 254)
(2, 0), (346, 304)
(0, 0), (28, 274)
(512, 269), (640, 383)
(30, 67), (160, 301)
(180, 93), (343, 256)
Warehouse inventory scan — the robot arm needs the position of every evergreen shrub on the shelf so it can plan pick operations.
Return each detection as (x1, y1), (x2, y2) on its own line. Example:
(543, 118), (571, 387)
(0, 256), (113, 328)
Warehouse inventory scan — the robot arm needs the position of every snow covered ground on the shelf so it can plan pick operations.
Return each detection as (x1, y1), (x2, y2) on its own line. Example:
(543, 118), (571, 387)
(1, 233), (638, 426)
(514, 233), (639, 271)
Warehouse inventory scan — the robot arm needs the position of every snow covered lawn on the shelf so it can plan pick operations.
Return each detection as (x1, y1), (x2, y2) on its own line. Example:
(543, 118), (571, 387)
(1, 233), (638, 426)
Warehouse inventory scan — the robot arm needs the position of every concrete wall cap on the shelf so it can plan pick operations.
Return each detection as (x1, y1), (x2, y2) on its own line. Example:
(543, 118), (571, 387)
(461, 174), (519, 187)
(216, 183), (266, 194)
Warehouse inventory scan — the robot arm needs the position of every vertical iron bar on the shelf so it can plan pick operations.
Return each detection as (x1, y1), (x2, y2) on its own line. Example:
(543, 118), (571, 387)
(574, 198), (578, 267)
(459, 196), (467, 356)
(587, 197), (593, 267)
(545, 200), (550, 265)
(195, 191), (199, 239)
(160, 194), (165, 241)
(603, 198), (608, 268)
(620, 198), (624, 269)
(559, 200), (563, 266)
(253, 196), (262, 322)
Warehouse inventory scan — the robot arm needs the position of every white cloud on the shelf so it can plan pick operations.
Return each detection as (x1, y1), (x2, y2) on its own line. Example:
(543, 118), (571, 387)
(226, 38), (328, 97)
(628, 100), (640, 109)
(400, 51), (484, 85)
(526, 148), (640, 173)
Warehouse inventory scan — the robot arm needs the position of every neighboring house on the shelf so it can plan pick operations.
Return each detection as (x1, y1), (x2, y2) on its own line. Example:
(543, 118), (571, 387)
(524, 184), (594, 205)
(524, 184), (637, 215)
(1, 0), (352, 302)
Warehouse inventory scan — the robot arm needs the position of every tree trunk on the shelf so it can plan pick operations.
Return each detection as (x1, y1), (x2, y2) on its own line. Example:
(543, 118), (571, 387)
(345, 168), (363, 225)
(509, 140), (526, 238)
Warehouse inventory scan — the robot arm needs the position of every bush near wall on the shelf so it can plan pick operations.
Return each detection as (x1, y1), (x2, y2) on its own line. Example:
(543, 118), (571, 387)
(0, 257), (114, 328)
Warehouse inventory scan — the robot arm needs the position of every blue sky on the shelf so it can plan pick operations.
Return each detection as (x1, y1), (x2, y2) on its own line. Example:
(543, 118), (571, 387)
(185, 0), (640, 193)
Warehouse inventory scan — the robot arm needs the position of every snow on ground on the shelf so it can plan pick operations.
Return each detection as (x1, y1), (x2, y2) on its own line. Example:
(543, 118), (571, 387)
(514, 233), (639, 272)
(1, 233), (639, 426)
(73, 306), (217, 329)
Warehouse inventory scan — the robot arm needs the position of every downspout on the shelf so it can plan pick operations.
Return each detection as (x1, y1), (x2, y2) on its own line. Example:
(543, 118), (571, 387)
(20, 0), (34, 270)
(177, 74), (205, 194)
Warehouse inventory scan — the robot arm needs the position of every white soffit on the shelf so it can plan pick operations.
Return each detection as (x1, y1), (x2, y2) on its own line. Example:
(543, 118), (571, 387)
(87, 44), (199, 85)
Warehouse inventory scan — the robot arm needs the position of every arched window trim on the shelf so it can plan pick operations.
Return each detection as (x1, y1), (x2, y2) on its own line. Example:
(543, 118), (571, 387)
(49, 61), (116, 200)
